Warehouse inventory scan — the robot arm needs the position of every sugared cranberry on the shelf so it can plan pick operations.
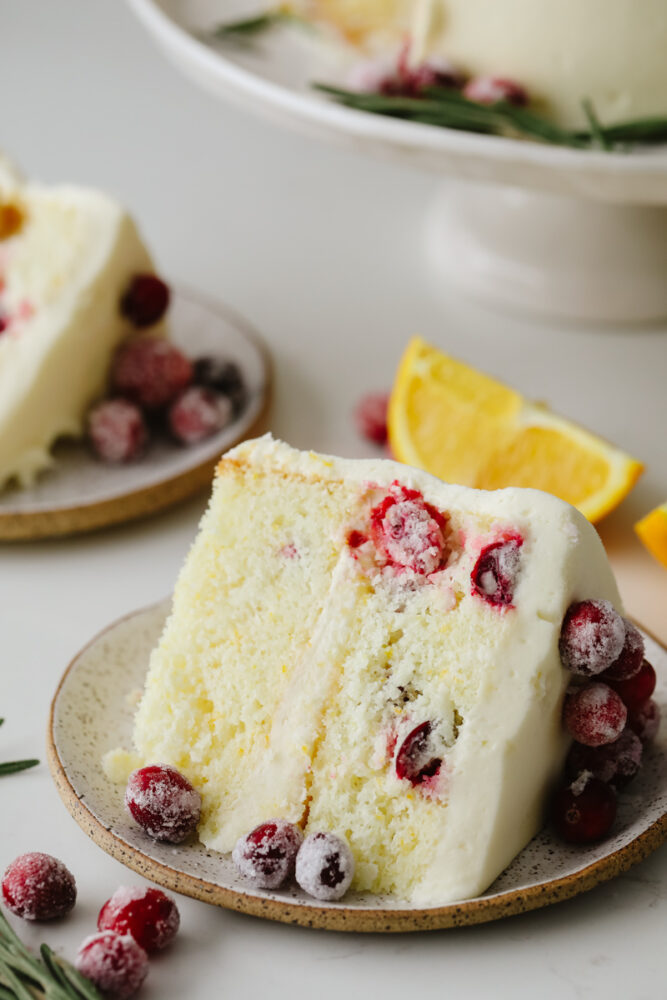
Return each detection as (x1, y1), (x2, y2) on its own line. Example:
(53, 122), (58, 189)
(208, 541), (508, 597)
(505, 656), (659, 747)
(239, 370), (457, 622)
(551, 774), (617, 844)
(88, 399), (147, 463)
(354, 393), (390, 446)
(98, 886), (180, 954)
(120, 274), (170, 328)
(566, 728), (643, 788)
(559, 600), (625, 676)
(125, 764), (201, 843)
(370, 484), (447, 574)
(192, 357), (247, 415)
(76, 931), (148, 1000)
(408, 56), (466, 92)
(463, 76), (528, 106)
(1, 853), (76, 921)
(564, 683), (627, 747)
(471, 535), (523, 608)
(628, 699), (661, 744)
(609, 659), (656, 709)
(395, 721), (442, 785)
(111, 338), (193, 410)
(168, 387), (233, 445)
(602, 620), (644, 681)
(232, 820), (303, 889)
(295, 832), (355, 901)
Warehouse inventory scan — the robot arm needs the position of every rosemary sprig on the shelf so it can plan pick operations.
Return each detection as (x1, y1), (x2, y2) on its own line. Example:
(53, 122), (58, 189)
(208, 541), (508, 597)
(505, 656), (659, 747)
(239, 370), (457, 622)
(0, 908), (101, 1000)
(212, 5), (303, 39)
(0, 721), (38, 778)
(315, 84), (667, 150)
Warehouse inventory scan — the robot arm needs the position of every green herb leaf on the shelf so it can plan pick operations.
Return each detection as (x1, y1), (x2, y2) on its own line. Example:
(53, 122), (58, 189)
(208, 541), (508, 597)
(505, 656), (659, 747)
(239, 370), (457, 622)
(0, 761), (39, 777)
(212, 6), (302, 39)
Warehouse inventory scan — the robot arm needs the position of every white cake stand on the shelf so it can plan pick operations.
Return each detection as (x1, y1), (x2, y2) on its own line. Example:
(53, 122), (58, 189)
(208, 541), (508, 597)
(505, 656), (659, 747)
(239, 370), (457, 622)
(127, 0), (667, 323)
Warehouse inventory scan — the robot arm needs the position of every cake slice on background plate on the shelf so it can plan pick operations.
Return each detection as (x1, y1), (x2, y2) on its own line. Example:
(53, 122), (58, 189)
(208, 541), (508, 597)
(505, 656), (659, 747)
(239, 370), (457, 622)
(121, 435), (624, 904)
(0, 155), (161, 490)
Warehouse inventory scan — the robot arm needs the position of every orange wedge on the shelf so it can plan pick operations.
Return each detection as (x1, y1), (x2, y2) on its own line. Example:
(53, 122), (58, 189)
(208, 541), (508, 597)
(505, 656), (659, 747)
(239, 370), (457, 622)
(635, 503), (667, 569)
(388, 337), (643, 523)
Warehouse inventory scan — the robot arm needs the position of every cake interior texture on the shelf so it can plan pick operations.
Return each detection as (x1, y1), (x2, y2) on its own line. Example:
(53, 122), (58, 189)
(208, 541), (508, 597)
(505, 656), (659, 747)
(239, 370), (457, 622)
(130, 436), (621, 903)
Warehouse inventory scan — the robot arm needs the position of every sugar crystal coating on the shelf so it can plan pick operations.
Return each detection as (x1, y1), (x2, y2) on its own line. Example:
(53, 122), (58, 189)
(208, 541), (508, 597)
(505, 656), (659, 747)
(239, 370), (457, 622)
(551, 774), (617, 843)
(1, 852), (76, 921)
(98, 886), (180, 953)
(232, 820), (303, 889)
(168, 386), (233, 445)
(295, 832), (355, 901)
(471, 535), (523, 607)
(602, 619), (645, 681)
(112, 337), (192, 410)
(88, 398), (147, 464)
(125, 764), (201, 843)
(76, 931), (148, 1000)
(564, 683), (627, 747)
(566, 728), (643, 788)
(370, 483), (447, 574)
(628, 699), (661, 743)
(559, 600), (625, 676)
(395, 722), (443, 786)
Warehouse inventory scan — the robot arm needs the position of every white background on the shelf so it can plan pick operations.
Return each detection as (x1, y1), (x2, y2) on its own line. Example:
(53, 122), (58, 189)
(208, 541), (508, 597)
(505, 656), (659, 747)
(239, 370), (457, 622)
(1, 2), (666, 998)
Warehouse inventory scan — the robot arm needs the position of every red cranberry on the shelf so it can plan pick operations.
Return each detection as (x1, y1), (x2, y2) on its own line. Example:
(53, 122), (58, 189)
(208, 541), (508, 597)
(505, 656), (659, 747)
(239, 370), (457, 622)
(232, 820), (303, 889)
(463, 76), (528, 106)
(409, 56), (466, 92)
(98, 886), (179, 954)
(559, 600), (625, 676)
(347, 530), (367, 549)
(111, 338), (193, 410)
(125, 764), (201, 843)
(551, 774), (617, 844)
(295, 832), (355, 901)
(609, 659), (656, 709)
(471, 535), (523, 608)
(76, 931), (148, 1000)
(370, 484), (447, 574)
(354, 393), (390, 446)
(168, 386), (233, 445)
(0, 314), (7, 334)
(88, 399), (147, 463)
(395, 721), (442, 785)
(564, 683), (627, 747)
(120, 274), (170, 328)
(601, 620), (645, 681)
(566, 728), (643, 788)
(1, 853), (76, 921)
(192, 356), (247, 414)
(628, 699), (661, 744)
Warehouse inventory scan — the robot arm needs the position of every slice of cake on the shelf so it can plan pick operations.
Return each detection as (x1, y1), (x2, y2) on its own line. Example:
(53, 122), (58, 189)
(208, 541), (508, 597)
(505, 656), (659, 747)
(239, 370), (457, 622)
(0, 157), (156, 490)
(129, 435), (621, 903)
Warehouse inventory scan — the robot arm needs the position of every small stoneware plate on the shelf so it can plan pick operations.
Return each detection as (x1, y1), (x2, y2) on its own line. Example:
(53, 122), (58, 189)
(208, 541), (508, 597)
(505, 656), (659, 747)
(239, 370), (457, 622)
(0, 290), (271, 541)
(48, 601), (667, 932)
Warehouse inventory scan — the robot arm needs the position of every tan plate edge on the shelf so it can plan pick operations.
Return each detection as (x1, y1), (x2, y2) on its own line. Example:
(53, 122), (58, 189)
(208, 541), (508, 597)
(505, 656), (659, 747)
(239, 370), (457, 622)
(46, 605), (667, 933)
(0, 295), (273, 541)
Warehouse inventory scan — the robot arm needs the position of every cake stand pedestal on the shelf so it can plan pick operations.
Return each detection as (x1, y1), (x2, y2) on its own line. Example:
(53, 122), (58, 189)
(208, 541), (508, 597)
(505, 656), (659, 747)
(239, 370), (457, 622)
(428, 181), (667, 322)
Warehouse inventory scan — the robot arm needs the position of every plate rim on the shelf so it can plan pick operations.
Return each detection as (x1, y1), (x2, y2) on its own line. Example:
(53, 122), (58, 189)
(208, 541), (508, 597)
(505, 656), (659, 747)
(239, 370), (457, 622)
(0, 289), (272, 541)
(125, 0), (667, 186)
(47, 600), (667, 933)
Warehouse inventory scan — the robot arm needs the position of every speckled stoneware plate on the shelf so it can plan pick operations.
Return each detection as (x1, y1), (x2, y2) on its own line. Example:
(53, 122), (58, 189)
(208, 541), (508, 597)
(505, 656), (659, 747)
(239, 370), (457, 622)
(48, 601), (667, 933)
(0, 291), (271, 541)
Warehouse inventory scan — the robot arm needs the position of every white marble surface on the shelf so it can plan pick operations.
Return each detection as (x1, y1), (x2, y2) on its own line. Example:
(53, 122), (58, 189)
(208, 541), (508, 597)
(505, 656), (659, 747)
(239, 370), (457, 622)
(1, 1), (666, 997)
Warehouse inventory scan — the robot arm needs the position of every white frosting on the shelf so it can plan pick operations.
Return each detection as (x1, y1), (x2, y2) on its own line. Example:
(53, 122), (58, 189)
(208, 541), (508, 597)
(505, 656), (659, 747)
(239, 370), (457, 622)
(0, 160), (154, 490)
(411, 0), (667, 127)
